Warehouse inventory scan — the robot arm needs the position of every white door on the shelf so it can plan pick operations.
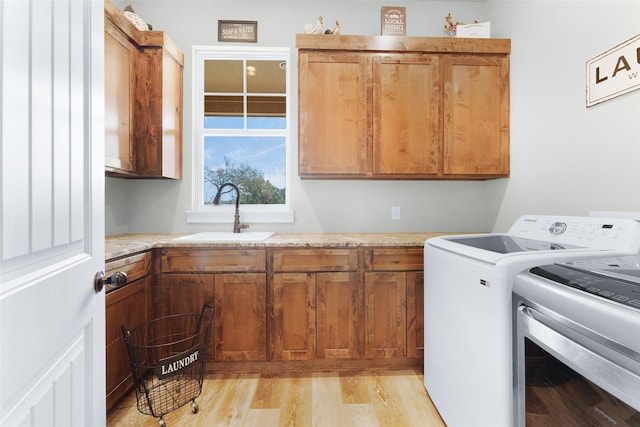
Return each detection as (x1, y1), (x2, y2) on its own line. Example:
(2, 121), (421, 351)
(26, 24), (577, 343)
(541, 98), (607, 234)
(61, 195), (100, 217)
(0, 0), (105, 426)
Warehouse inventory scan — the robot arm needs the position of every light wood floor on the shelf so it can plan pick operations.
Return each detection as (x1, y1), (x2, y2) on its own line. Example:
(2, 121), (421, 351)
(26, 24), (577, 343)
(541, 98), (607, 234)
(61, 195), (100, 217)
(107, 369), (445, 427)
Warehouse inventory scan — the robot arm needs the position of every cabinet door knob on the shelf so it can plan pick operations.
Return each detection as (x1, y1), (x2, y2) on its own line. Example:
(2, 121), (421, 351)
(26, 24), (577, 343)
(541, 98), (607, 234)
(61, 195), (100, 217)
(94, 271), (128, 293)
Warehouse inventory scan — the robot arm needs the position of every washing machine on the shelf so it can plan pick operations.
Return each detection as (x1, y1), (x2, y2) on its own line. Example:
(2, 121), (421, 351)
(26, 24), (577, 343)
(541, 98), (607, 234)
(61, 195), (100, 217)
(423, 215), (640, 427)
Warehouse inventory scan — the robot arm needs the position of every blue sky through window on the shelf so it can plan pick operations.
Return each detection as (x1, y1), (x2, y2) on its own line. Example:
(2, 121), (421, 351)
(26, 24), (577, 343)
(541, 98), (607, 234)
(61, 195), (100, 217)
(203, 115), (286, 204)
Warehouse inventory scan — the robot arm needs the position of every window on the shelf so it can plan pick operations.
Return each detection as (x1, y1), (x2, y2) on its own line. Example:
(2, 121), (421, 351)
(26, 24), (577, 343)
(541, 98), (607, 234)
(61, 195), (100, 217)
(188, 46), (293, 224)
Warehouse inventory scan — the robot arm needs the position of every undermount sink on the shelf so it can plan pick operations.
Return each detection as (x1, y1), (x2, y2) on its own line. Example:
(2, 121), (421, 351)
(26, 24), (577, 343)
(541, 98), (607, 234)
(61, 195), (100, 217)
(172, 231), (274, 242)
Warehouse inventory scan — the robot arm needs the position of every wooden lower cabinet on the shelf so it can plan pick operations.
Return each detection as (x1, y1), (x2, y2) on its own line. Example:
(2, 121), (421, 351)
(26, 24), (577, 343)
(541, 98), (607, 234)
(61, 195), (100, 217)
(364, 272), (407, 358)
(272, 273), (316, 360)
(271, 249), (361, 361)
(154, 246), (423, 370)
(272, 271), (362, 361)
(316, 272), (362, 359)
(214, 273), (267, 361)
(105, 251), (152, 411)
(407, 272), (424, 358)
(158, 272), (267, 362)
(364, 248), (424, 359)
(161, 273), (215, 361)
(159, 248), (268, 362)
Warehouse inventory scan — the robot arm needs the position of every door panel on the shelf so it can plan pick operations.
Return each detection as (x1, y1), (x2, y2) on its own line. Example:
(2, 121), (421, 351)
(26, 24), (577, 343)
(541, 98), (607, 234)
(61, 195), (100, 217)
(373, 55), (441, 175)
(298, 52), (371, 176)
(0, 1), (105, 425)
(443, 55), (510, 175)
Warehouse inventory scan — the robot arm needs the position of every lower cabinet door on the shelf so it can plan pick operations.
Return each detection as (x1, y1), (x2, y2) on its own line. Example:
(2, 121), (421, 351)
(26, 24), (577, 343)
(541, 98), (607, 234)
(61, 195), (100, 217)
(214, 273), (267, 361)
(272, 273), (316, 361)
(105, 276), (150, 410)
(164, 273), (215, 361)
(364, 272), (407, 358)
(316, 272), (362, 359)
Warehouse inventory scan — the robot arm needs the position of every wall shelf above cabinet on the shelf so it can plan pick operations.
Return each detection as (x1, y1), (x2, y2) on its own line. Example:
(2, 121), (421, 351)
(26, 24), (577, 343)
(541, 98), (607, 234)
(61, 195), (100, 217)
(296, 34), (511, 180)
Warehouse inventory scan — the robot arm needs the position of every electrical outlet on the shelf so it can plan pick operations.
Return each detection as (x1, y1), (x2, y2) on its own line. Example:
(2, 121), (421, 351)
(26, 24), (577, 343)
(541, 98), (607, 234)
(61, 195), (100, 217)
(391, 206), (401, 220)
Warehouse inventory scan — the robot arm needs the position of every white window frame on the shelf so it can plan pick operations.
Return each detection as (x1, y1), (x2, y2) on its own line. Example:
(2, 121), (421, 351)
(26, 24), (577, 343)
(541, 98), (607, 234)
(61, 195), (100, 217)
(187, 46), (293, 224)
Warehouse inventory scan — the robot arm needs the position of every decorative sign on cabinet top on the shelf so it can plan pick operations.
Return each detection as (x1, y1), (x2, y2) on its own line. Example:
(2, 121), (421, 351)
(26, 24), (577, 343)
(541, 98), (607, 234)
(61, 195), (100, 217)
(381, 7), (406, 36)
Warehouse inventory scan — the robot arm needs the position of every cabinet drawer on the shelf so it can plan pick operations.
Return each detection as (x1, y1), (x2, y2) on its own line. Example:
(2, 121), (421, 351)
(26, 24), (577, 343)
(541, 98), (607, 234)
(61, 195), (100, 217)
(161, 249), (266, 273)
(105, 251), (152, 286)
(364, 248), (423, 271)
(272, 249), (358, 272)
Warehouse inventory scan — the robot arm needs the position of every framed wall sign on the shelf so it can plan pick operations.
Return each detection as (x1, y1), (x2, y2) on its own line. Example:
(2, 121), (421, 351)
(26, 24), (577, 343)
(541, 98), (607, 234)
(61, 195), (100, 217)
(218, 20), (258, 43)
(586, 33), (640, 107)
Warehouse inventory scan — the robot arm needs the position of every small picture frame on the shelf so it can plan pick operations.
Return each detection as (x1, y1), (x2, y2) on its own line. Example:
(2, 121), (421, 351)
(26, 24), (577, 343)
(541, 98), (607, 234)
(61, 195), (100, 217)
(218, 20), (258, 43)
(381, 6), (406, 36)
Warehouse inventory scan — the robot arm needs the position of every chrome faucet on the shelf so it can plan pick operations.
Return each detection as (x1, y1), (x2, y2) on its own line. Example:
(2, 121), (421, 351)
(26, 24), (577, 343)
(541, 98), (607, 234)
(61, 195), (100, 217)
(213, 182), (249, 233)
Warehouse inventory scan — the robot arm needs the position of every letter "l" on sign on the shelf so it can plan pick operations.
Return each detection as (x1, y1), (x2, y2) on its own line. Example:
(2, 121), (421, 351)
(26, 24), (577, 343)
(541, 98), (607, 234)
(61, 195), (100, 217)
(595, 66), (608, 84)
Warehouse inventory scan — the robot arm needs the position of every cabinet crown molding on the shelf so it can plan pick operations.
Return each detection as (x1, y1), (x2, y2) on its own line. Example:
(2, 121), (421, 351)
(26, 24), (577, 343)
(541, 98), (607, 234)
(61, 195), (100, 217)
(296, 34), (511, 54)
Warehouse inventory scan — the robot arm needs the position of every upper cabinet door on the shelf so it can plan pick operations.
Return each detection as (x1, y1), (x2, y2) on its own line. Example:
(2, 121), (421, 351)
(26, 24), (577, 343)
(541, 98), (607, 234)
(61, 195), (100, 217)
(373, 54), (441, 176)
(104, 21), (136, 174)
(298, 52), (371, 177)
(443, 55), (510, 177)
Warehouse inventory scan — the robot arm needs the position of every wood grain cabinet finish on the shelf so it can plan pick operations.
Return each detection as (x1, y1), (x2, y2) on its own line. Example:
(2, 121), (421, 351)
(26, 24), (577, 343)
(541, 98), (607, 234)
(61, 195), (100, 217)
(296, 34), (510, 180)
(364, 249), (424, 359)
(214, 273), (267, 361)
(272, 273), (316, 360)
(407, 271), (424, 359)
(104, 0), (183, 179)
(373, 55), (441, 176)
(443, 55), (510, 176)
(298, 53), (370, 176)
(316, 271), (362, 359)
(271, 249), (361, 360)
(105, 251), (152, 411)
(154, 246), (424, 371)
(161, 273), (215, 361)
(134, 37), (183, 178)
(104, 17), (136, 174)
(160, 248), (267, 362)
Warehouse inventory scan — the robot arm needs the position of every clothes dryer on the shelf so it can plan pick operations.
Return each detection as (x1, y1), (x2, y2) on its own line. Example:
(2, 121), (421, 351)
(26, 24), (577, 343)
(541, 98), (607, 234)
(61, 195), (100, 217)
(513, 255), (640, 426)
(423, 215), (640, 427)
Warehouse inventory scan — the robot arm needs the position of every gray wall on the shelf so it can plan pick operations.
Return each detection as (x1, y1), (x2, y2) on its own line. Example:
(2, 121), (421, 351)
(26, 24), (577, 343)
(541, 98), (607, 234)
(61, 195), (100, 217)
(106, 1), (640, 236)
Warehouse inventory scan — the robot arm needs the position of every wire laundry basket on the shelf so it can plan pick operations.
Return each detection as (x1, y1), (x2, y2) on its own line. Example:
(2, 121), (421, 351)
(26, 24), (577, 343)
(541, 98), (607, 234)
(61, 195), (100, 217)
(121, 304), (213, 427)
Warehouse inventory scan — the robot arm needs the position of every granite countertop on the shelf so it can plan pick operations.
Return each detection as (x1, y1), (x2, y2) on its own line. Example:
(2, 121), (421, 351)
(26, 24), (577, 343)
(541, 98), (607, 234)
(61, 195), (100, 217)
(105, 232), (465, 261)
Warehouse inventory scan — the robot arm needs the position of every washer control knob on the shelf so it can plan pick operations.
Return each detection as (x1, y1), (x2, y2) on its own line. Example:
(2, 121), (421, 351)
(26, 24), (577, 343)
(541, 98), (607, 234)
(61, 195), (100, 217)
(549, 222), (567, 235)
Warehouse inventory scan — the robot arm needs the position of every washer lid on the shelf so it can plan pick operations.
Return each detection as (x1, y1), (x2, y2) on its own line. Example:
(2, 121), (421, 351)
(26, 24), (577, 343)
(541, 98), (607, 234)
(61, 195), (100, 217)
(446, 235), (582, 254)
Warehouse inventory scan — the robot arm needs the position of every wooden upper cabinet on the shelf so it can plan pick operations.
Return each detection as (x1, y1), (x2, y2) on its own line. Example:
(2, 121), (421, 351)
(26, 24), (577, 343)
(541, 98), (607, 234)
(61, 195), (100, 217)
(104, 0), (184, 179)
(373, 54), (440, 176)
(443, 55), (510, 176)
(135, 38), (184, 178)
(296, 34), (510, 180)
(298, 52), (370, 176)
(105, 19), (136, 175)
